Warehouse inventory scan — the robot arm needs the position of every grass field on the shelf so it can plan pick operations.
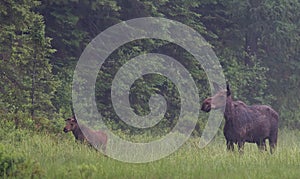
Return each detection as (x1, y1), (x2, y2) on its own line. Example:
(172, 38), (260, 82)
(1, 123), (300, 178)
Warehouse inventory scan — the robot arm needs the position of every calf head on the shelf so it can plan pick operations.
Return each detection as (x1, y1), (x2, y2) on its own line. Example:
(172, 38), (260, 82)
(63, 116), (78, 133)
(201, 83), (231, 112)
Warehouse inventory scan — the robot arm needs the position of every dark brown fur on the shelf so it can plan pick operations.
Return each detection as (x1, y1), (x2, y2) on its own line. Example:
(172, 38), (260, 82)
(63, 116), (107, 152)
(201, 83), (278, 153)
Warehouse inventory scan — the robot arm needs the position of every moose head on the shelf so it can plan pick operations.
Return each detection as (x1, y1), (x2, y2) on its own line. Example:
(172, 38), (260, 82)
(201, 82), (231, 112)
(63, 116), (78, 133)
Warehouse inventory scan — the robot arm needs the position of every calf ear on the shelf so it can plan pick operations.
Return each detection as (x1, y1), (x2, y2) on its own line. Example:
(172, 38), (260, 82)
(73, 116), (78, 123)
(70, 116), (77, 123)
(226, 82), (231, 96)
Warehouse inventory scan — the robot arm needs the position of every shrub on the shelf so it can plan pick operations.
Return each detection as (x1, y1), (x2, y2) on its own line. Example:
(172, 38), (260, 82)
(0, 144), (44, 178)
(0, 112), (65, 134)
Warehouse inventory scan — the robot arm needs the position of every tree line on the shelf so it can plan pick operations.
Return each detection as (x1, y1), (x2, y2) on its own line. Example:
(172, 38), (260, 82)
(0, 0), (299, 133)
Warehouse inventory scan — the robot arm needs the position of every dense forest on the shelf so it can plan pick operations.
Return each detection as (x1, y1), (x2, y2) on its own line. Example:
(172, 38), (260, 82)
(1, 0), (300, 134)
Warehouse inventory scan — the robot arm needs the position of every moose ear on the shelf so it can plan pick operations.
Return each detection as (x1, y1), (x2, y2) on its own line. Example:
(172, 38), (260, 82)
(71, 106), (78, 122)
(71, 106), (75, 116)
(226, 82), (231, 96)
(74, 116), (78, 122)
(70, 116), (77, 123)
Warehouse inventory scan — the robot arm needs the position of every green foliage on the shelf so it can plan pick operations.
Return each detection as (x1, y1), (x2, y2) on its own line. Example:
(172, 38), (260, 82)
(0, 0), (300, 133)
(0, 0), (58, 118)
(42, 0), (300, 131)
(77, 163), (97, 179)
(0, 136), (44, 178)
(0, 112), (65, 134)
(219, 49), (270, 104)
(1, 1), (300, 177)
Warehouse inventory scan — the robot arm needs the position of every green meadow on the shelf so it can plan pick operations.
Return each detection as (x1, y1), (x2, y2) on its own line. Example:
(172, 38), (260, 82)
(1, 120), (299, 179)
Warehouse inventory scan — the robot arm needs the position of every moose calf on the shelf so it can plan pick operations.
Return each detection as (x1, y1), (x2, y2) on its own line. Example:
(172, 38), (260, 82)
(63, 116), (107, 152)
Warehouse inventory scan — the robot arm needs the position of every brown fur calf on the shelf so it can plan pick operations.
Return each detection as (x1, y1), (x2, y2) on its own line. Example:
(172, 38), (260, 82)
(63, 116), (107, 152)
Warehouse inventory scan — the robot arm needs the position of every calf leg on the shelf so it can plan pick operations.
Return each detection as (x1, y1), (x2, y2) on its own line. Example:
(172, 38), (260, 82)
(101, 143), (106, 153)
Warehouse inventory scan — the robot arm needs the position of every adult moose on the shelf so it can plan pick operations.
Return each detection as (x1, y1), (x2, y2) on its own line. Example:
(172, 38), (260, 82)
(201, 83), (278, 153)
(63, 116), (107, 153)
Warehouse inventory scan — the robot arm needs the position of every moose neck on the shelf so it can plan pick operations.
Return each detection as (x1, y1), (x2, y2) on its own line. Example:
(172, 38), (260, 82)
(72, 125), (84, 140)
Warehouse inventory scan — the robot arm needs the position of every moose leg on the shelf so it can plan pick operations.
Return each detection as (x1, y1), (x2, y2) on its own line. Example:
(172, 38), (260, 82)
(269, 139), (277, 154)
(101, 143), (106, 153)
(256, 139), (267, 151)
(237, 141), (245, 153)
(269, 131), (278, 154)
(226, 140), (234, 151)
(262, 140), (267, 151)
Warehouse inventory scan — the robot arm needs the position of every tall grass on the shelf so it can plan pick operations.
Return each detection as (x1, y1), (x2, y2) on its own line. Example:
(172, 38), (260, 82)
(1, 122), (300, 178)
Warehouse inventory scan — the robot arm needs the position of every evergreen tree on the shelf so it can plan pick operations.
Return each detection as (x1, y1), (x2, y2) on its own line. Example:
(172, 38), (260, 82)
(0, 0), (57, 118)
